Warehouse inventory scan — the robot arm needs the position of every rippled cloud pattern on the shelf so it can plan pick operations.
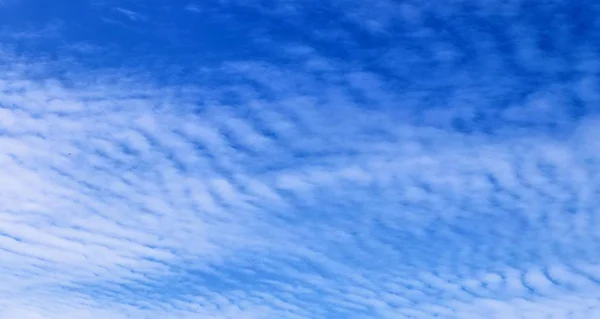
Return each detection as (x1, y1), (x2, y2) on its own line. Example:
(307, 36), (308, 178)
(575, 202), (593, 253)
(1, 0), (600, 318)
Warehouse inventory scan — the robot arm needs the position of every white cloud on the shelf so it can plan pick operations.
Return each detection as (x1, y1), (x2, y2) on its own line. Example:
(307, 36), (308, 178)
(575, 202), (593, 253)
(184, 4), (202, 13)
(114, 7), (147, 21)
(1, 0), (600, 317)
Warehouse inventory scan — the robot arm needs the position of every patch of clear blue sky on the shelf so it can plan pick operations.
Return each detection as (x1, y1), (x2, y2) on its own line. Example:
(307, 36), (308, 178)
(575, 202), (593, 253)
(2, 1), (594, 98)
(4, 0), (594, 135)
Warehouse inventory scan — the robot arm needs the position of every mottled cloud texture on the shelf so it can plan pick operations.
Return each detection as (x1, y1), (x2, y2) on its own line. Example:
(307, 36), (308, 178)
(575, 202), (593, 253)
(1, 0), (600, 318)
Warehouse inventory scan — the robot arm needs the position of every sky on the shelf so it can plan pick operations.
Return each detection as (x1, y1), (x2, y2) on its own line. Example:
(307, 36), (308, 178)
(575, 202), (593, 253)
(0, 0), (600, 318)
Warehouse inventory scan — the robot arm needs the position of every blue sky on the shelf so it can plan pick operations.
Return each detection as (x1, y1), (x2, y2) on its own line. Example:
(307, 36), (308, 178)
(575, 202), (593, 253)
(0, 0), (600, 318)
